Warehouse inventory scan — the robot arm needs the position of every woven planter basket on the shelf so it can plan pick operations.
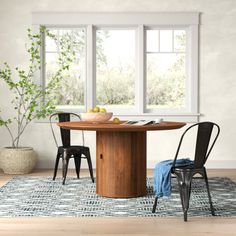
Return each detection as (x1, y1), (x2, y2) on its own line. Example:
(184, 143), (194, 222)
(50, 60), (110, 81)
(0, 147), (37, 174)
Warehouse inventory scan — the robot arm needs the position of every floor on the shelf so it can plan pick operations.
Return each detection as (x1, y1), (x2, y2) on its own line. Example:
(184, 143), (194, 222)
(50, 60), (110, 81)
(0, 169), (236, 236)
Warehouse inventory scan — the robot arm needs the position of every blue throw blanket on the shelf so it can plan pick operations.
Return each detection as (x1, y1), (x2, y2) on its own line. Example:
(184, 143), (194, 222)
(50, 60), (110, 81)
(154, 159), (194, 198)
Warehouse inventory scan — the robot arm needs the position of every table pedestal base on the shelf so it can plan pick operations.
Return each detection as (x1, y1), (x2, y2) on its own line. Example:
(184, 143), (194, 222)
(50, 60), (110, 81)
(96, 131), (146, 198)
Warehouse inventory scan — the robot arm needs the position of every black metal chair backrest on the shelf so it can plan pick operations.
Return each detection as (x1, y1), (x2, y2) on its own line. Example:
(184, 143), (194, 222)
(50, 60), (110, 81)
(173, 122), (220, 169)
(49, 112), (84, 148)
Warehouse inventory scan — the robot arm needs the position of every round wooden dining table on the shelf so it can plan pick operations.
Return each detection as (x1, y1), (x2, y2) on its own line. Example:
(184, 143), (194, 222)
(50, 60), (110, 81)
(58, 120), (186, 198)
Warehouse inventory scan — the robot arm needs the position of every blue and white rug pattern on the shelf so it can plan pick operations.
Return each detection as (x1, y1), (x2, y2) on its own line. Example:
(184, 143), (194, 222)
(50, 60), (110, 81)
(0, 176), (235, 217)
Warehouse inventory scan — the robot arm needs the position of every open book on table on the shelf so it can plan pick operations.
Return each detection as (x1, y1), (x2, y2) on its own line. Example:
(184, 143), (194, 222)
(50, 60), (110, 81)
(122, 119), (163, 126)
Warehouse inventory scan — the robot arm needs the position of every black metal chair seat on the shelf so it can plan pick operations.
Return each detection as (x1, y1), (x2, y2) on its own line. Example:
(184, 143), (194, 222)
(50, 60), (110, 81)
(50, 112), (94, 185)
(171, 164), (195, 171)
(57, 145), (89, 154)
(152, 122), (220, 221)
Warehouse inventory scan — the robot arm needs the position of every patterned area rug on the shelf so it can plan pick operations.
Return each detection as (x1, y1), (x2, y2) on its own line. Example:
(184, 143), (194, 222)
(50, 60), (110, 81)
(0, 176), (235, 217)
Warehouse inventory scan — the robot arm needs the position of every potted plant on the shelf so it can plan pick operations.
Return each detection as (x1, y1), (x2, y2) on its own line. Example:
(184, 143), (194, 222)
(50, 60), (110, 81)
(0, 26), (76, 174)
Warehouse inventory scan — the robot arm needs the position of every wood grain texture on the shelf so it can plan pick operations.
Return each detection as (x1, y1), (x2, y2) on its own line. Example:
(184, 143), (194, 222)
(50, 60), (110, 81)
(57, 121), (185, 198)
(58, 121), (186, 132)
(96, 131), (146, 198)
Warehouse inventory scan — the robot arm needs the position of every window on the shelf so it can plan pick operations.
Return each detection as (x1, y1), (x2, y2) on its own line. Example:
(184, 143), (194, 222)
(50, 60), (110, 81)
(45, 28), (86, 109)
(96, 29), (136, 110)
(34, 12), (199, 121)
(146, 29), (187, 111)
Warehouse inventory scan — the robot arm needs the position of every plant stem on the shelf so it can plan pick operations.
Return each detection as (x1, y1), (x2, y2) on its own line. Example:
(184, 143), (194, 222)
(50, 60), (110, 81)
(0, 115), (15, 147)
(12, 116), (35, 147)
(15, 43), (39, 147)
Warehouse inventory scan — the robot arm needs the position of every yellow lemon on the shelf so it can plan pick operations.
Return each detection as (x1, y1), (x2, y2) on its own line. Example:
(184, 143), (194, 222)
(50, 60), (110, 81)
(113, 117), (120, 124)
(88, 108), (94, 113)
(93, 106), (100, 113)
(100, 108), (107, 113)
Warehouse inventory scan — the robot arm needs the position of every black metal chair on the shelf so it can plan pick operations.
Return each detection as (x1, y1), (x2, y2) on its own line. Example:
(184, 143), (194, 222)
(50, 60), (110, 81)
(152, 122), (220, 221)
(50, 112), (94, 185)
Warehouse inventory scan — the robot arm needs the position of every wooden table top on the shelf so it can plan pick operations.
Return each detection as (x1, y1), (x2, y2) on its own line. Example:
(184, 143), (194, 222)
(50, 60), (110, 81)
(58, 121), (186, 132)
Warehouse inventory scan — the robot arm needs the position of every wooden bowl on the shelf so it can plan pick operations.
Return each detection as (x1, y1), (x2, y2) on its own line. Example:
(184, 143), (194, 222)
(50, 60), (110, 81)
(80, 112), (113, 122)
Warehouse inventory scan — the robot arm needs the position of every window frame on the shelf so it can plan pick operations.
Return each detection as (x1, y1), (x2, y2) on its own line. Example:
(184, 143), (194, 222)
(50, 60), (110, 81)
(94, 26), (138, 114)
(44, 26), (87, 110)
(144, 26), (189, 114)
(33, 12), (199, 122)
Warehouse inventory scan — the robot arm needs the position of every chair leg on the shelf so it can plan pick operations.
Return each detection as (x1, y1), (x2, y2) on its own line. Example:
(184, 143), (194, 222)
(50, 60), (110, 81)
(184, 211), (188, 222)
(53, 150), (60, 180)
(74, 155), (81, 179)
(181, 182), (191, 222)
(152, 196), (158, 213)
(85, 150), (94, 183)
(203, 168), (215, 216)
(176, 172), (192, 222)
(62, 151), (70, 185)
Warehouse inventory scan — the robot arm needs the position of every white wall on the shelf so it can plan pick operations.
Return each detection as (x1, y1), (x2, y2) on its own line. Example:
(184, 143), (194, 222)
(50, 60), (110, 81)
(0, 0), (236, 169)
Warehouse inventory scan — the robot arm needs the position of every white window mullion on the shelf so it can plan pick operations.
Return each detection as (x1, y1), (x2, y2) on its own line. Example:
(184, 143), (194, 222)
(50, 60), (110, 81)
(35, 26), (45, 107)
(40, 30), (46, 89)
(86, 25), (95, 110)
(172, 30), (174, 52)
(137, 25), (145, 114)
(189, 25), (199, 116)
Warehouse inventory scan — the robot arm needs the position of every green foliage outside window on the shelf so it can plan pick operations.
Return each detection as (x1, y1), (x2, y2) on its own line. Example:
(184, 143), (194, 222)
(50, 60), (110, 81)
(45, 29), (186, 110)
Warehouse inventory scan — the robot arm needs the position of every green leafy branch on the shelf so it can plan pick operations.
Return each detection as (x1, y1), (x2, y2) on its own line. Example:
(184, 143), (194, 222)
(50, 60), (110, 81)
(0, 26), (77, 148)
